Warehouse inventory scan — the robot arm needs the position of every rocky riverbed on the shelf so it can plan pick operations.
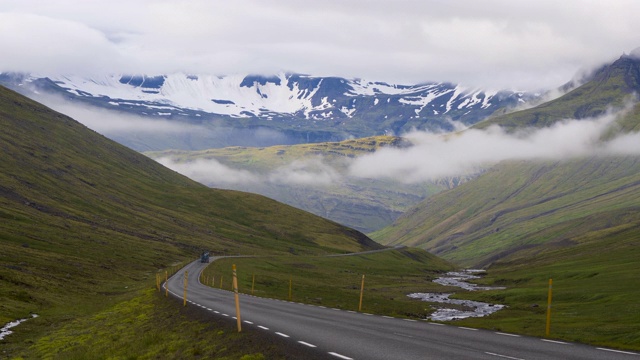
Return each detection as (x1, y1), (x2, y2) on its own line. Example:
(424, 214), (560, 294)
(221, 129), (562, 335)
(408, 270), (505, 321)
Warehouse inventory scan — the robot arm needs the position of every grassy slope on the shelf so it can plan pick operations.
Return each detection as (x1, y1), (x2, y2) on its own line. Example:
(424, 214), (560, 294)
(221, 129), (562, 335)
(204, 248), (454, 318)
(453, 222), (640, 350)
(368, 55), (640, 349)
(147, 137), (443, 233)
(0, 86), (380, 356)
(372, 157), (640, 267)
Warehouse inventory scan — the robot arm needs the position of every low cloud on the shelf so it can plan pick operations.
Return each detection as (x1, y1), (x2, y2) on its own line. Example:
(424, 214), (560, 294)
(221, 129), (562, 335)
(349, 109), (640, 183)
(156, 157), (259, 186)
(268, 158), (342, 186)
(157, 156), (343, 188)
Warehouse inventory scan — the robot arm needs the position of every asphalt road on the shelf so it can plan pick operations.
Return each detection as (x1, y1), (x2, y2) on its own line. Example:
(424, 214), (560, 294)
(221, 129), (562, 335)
(165, 258), (639, 360)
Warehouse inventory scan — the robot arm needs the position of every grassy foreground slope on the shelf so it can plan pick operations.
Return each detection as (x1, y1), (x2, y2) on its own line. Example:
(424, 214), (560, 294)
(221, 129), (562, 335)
(0, 85), (380, 356)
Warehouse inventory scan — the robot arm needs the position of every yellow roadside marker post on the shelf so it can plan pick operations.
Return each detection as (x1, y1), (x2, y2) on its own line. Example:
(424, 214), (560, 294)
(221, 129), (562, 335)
(546, 278), (553, 337)
(359, 274), (365, 312)
(183, 270), (189, 306)
(233, 264), (242, 332)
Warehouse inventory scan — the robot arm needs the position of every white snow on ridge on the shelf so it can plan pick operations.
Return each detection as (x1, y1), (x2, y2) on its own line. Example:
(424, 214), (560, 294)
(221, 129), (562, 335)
(37, 73), (525, 120)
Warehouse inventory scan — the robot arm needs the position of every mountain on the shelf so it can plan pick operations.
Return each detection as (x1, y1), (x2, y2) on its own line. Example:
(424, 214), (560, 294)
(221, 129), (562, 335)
(0, 84), (380, 339)
(0, 72), (537, 150)
(373, 53), (640, 267)
(475, 52), (640, 131)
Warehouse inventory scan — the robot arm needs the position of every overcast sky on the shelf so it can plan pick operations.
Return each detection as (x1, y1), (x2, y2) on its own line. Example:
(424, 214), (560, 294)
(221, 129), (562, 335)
(1, 0), (639, 91)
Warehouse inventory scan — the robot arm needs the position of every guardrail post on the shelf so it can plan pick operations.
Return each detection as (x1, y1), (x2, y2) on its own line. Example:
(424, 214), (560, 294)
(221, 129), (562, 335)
(233, 264), (242, 332)
(359, 274), (365, 312)
(546, 278), (552, 337)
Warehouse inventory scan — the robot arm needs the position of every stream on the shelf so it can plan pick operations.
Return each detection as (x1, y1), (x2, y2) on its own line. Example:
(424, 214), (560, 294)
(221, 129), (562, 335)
(0, 314), (38, 341)
(408, 270), (505, 321)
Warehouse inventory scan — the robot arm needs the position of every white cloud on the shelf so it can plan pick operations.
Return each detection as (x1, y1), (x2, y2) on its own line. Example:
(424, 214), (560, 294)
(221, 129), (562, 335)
(156, 157), (259, 185)
(268, 158), (342, 186)
(349, 110), (639, 183)
(2, 1), (640, 90)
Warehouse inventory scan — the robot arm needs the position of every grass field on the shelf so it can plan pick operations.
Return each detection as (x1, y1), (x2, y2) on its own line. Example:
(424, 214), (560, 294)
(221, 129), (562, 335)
(202, 248), (454, 318)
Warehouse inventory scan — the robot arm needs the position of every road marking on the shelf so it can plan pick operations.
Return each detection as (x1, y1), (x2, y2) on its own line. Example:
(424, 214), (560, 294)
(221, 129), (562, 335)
(403, 319), (417, 322)
(496, 332), (520, 337)
(485, 351), (525, 360)
(318, 306), (327, 308)
(382, 316), (394, 319)
(332, 308), (341, 311)
(328, 352), (353, 360)
(206, 308), (212, 311)
(298, 341), (317, 348)
(214, 311), (219, 314)
(541, 339), (569, 345)
(275, 332), (290, 338)
(222, 314), (229, 317)
(458, 327), (478, 331)
(394, 332), (414, 338)
(258, 326), (269, 330)
(363, 313), (373, 316)
(597, 348), (639, 355)
(427, 322), (444, 326)
(243, 320), (254, 324)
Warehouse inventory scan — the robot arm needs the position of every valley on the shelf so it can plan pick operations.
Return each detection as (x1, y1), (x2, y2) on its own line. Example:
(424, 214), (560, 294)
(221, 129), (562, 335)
(2, 48), (640, 358)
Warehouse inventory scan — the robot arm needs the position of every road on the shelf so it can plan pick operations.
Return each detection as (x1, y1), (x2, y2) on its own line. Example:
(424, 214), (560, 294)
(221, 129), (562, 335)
(165, 258), (639, 360)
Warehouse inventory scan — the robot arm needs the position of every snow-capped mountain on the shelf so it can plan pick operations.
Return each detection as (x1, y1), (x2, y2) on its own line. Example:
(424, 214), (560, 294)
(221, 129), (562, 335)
(1, 72), (538, 148)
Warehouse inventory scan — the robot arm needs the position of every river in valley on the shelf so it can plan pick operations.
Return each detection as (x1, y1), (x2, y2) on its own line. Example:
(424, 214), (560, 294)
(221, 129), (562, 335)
(408, 270), (505, 321)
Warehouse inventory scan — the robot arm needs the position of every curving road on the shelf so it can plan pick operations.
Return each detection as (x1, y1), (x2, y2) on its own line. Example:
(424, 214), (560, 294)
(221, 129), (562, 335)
(165, 258), (639, 360)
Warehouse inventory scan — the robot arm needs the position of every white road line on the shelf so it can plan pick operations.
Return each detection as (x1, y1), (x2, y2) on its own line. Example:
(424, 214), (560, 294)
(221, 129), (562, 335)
(328, 352), (353, 360)
(496, 332), (520, 337)
(485, 351), (525, 360)
(275, 332), (290, 338)
(382, 316), (394, 319)
(458, 327), (478, 331)
(541, 339), (569, 345)
(214, 311), (219, 314)
(332, 308), (341, 311)
(258, 326), (269, 330)
(298, 341), (317, 348)
(403, 319), (417, 322)
(222, 314), (229, 317)
(243, 321), (254, 324)
(597, 348), (639, 356)
(427, 322), (444, 326)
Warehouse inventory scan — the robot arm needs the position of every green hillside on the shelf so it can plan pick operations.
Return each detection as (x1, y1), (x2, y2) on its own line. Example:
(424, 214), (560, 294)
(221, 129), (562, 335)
(476, 54), (640, 131)
(0, 85), (381, 356)
(147, 137), (446, 233)
(368, 53), (640, 349)
(372, 157), (640, 267)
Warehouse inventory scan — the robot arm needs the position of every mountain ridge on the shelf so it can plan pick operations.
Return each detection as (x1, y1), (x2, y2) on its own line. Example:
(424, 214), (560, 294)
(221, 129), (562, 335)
(0, 72), (537, 149)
